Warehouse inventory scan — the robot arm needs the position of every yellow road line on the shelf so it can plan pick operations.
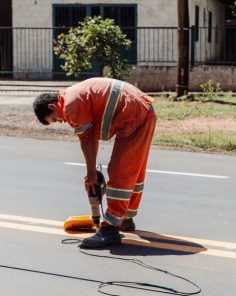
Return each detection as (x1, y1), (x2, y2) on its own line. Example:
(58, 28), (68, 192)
(122, 238), (236, 259)
(0, 214), (236, 259)
(1, 214), (235, 250)
(127, 231), (236, 250)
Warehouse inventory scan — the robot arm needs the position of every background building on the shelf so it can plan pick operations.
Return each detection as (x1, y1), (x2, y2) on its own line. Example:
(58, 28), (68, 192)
(1, 0), (233, 91)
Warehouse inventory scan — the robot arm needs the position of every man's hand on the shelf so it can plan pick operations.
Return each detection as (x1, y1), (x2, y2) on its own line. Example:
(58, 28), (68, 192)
(80, 140), (99, 194)
(84, 171), (97, 194)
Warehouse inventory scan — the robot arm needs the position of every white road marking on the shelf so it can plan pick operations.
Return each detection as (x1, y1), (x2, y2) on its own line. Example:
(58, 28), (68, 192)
(0, 214), (62, 226)
(64, 162), (230, 179)
(1, 214), (235, 259)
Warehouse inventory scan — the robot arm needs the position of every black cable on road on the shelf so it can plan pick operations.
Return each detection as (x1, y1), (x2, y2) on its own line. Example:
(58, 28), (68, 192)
(0, 263), (101, 284)
(0, 238), (201, 296)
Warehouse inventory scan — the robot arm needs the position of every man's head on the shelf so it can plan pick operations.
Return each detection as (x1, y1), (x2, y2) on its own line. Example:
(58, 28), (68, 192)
(33, 93), (63, 125)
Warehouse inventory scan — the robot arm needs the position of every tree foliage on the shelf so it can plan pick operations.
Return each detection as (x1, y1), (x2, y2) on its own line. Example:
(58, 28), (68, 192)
(54, 16), (132, 80)
(225, 0), (236, 19)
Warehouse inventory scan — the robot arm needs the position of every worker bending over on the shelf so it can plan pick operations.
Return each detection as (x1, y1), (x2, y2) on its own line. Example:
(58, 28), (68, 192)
(33, 77), (156, 248)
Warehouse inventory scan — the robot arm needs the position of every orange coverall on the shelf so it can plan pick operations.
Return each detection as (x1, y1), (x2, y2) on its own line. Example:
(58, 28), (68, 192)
(58, 78), (156, 226)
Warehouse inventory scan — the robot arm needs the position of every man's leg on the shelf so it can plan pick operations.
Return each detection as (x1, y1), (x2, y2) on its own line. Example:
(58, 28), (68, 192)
(104, 111), (156, 225)
(81, 111), (156, 248)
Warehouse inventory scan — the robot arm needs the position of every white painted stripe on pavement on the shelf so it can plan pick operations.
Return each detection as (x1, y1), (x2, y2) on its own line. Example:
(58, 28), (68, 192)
(0, 213), (62, 226)
(146, 170), (230, 179)
(64, 162), (230, 179)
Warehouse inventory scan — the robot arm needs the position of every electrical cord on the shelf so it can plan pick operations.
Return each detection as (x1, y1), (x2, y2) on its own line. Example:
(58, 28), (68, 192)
(0, 168), (201, 295)
(0, 261), (101, 284)
(62, 238), (201, 295)
(84, 165), (201, 295)
(0, 169), (201, 294)
(0, 238), (201, 296)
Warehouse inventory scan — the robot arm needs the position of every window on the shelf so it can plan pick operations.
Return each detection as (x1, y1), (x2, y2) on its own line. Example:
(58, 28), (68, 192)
(53, 4), (137, 78)
(215, 25), (218, 44)
(195, 6), (199, 42)
(208, 11), (212, 43)
(54, 6), (86, 27)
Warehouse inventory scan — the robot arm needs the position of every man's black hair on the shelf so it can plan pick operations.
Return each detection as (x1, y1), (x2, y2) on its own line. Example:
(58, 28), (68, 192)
(33, 93), (59, 125)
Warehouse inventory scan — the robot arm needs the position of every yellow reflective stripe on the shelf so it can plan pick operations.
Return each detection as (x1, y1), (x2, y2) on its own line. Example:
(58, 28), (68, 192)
(101, 80), (123, 140)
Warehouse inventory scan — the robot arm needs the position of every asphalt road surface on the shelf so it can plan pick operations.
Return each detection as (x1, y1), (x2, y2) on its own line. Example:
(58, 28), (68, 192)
(0, 136), (235, 296)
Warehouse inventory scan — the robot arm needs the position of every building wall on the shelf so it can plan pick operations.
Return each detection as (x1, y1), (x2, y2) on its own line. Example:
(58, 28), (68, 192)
(189, 0), (225, 63)
(189, 0), (225, 27)
(189, 66), (236, 91)
(12, 0), (179, 76)
(127, 65), (236, 92)
(12, 0), (177, 27)
(12, 0), (225, 28)
(11, 0), (227, 86)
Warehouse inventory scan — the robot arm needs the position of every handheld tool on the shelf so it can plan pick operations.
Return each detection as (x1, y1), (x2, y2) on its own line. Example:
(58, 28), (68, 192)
(64, 166), (106, 231)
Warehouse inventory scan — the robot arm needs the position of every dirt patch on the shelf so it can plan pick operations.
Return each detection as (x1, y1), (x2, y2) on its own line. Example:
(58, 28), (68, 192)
(0, 104), (76, 142)
(157, 117), (236, 134)
(0, 104), (235, 144)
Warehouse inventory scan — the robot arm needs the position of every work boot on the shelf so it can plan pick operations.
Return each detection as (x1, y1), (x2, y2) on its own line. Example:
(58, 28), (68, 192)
(81, 225), (121, 248)
(118, 218), (136, 231)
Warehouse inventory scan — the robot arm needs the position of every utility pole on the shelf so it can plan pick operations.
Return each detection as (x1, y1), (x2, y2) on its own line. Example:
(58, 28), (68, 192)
(176, 0), (190, 97)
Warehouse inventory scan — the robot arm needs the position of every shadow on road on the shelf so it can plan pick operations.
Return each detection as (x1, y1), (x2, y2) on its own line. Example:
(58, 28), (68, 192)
(67, 229), (207, 257)
(109, 230), (207, 257)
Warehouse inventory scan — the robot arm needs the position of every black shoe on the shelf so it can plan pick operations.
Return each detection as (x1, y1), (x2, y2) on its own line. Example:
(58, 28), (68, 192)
(81, 225), (121, 248)
(118, 218), (136, 231)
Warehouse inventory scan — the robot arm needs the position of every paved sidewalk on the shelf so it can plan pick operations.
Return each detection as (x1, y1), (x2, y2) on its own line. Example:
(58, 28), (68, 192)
(0, 95), (35, 105)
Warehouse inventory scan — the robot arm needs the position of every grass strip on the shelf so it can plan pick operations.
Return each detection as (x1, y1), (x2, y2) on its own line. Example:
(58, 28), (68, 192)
(152, 131), (236, 154)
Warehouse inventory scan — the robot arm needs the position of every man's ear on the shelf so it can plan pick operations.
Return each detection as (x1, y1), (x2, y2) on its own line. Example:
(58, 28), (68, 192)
(48, 103), (57, 110)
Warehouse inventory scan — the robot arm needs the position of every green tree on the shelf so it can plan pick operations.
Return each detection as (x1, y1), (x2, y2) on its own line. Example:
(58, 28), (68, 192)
(54, 16), (132, 80)
(225, 0), (236, 19)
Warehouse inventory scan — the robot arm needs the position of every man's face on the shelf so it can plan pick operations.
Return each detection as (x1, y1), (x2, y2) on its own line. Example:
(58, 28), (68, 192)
(45, 103), (63, 124)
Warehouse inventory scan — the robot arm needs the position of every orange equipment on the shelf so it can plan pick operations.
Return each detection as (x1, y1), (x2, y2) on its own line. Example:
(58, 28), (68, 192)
(64, 167), (106, 231)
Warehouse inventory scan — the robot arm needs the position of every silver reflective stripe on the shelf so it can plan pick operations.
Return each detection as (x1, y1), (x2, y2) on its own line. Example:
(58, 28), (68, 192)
(133, 182), (144, 193)
(125, 209), (137, 218)
(101, 80), (124, 140)
(74, 122), (93, 135)
(103, 212), (123, 225)
(106, 187), (132, 200)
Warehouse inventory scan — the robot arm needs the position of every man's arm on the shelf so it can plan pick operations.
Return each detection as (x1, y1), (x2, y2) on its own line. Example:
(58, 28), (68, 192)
(80, 140), (99, 193)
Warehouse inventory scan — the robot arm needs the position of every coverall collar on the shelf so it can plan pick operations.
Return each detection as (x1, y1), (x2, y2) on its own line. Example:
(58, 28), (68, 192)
(58, 91), (67, 123)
